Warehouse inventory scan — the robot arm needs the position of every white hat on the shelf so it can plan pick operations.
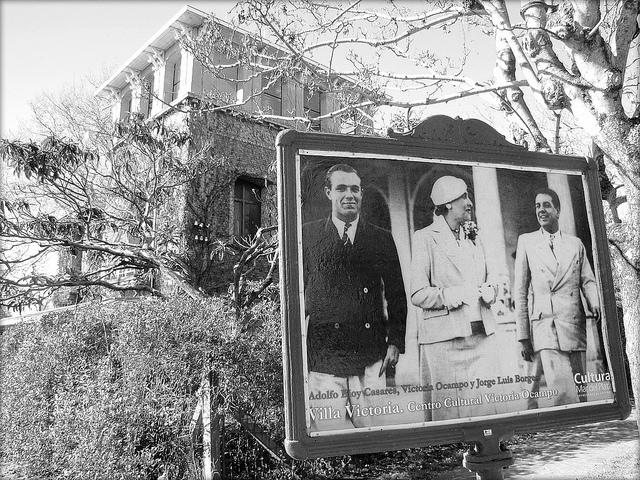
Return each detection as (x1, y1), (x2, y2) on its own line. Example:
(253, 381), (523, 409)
(430, 176), (468, 206)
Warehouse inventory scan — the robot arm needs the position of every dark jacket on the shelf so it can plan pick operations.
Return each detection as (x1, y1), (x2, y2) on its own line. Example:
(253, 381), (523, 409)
(303, 218), (407, 376)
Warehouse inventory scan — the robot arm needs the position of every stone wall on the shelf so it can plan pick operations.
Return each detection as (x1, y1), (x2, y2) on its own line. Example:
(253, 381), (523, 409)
(178, 109), (282, 293)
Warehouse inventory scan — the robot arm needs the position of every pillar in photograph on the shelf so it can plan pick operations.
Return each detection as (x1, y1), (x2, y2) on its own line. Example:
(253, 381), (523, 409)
(546, 173), (577, 235)
(473, 166), (529, 412)
(387, 173), (419, 386)
(471, 166), (508, 283)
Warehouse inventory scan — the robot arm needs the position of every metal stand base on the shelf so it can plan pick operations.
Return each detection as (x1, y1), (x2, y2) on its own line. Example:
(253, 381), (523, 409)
(462, 427), (514, 480)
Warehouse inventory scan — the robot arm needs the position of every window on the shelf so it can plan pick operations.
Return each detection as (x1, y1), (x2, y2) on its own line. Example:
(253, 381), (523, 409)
(120, 89), (132, 120)
(233, 66), (244, 104)
(170, 61), (181, 102)
(261, 72), (282, 115)
(234, 179), (262, 237)
(162, 50), (182, 104)
(207, 49), (240, 106)
(304, 87), (321, 130)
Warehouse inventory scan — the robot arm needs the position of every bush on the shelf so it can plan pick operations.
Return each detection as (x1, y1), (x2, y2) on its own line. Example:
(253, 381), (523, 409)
(0, 297), (248, 478)
(0, 294), (367, 479)
(0, 294), (465, 480)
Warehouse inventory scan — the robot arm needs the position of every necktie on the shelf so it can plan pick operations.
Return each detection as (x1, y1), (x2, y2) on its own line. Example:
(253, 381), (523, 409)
(342, 222), (352, 246)
(549, 234), (556, 259)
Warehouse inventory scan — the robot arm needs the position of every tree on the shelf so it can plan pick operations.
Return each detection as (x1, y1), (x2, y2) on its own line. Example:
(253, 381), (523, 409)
(180, 0), (639, 428)
(1, 81), (280, 323)
(0, 80), (213, 309)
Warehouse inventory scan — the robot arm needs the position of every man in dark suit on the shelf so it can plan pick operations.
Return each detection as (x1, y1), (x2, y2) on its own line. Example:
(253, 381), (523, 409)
(303, 163), (407, 431)
(514, 187), (600, 406)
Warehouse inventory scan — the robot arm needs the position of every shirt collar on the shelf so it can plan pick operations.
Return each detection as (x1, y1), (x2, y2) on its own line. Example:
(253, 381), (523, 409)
(332, 215), (359, 243)
(434, 214), (467, 240)
(540, 228), (561, 240)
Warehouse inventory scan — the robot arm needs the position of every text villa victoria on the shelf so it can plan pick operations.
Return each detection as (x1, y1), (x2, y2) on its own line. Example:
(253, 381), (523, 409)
(307, 372), (614, 423)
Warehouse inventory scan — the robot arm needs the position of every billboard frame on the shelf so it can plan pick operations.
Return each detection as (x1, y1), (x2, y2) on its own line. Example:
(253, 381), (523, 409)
(276, 115), (630, 459)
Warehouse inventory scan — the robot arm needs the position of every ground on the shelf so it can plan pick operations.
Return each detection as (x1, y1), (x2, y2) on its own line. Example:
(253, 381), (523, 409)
(430, 406), (639, 480)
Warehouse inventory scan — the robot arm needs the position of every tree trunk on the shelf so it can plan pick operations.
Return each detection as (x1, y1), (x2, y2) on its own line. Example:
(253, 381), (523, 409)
(620, 263), (640, 433)
(595, 117), (640, 191)
(610, 184), (640, 433)
(568, 99), (640, 435)
(0, 158), (6, 318)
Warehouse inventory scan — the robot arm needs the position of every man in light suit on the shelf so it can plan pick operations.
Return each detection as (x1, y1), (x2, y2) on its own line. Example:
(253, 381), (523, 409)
(514, 187), (600, 406)
(303, 164), (407, 431)
(410, 176), (499, 420)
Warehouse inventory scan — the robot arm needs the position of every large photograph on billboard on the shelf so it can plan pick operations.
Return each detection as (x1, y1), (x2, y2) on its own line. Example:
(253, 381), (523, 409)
(277, 121), (630, 459)
(297, 152), (614, 434)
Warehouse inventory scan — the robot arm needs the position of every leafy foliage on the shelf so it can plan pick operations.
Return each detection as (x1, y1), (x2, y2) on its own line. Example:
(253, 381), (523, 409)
(1, 136), (92, 181)
(0, 113), (212, 309)
(0, 297), (245, 478)
(0, 295), (470, 480)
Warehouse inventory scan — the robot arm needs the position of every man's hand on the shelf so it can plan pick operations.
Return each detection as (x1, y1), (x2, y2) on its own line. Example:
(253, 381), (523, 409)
(592, 305), (601, 321)
(519, 339), (534, 362)
(379, 345), (400, 377)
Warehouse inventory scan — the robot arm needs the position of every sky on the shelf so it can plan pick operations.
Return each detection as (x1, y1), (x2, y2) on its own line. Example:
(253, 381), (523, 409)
(0, 1), (236, 138)
(0, 1), (524, 139)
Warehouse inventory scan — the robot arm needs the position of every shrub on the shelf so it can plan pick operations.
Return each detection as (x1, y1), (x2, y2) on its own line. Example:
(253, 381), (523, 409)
(1, 297), (227, 478)
(1, 294), (464, 480)
(0, 294), (361, 479)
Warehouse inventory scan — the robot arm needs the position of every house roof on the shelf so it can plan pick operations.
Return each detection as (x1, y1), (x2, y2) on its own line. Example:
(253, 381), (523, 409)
(96, 5), (210, 95)
(95, 4), (354, 98)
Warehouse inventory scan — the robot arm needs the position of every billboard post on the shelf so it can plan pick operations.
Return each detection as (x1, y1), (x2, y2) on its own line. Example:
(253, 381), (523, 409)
(462, 425), (514, 479)
(276, 115), (630, 474)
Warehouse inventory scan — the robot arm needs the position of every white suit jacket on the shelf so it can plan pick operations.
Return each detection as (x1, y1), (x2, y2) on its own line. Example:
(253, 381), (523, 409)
(514, 229), (599, 352)
(410, 215), (495, 344)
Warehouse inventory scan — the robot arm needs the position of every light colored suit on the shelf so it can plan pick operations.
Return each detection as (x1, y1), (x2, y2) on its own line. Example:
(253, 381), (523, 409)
(410, 215), (495, 344)
(410, 214), (498, 420)
(514, 229), (599, 351)
(514, 229), (599, 406)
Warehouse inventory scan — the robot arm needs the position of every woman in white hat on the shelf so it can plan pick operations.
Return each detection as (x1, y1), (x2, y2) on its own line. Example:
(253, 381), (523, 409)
(409, 175), (499, 421)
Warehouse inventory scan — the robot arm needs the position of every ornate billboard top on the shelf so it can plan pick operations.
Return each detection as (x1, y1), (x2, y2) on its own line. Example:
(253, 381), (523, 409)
(387, 115), (524, 149)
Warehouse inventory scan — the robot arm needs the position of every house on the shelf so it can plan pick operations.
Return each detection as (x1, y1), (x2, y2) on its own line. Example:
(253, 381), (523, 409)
(92, 4), (367, 294)
(0, 4), (370, 320)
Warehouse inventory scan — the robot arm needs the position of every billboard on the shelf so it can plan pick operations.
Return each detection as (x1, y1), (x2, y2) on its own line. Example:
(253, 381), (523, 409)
(276, 116), (630, 459)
